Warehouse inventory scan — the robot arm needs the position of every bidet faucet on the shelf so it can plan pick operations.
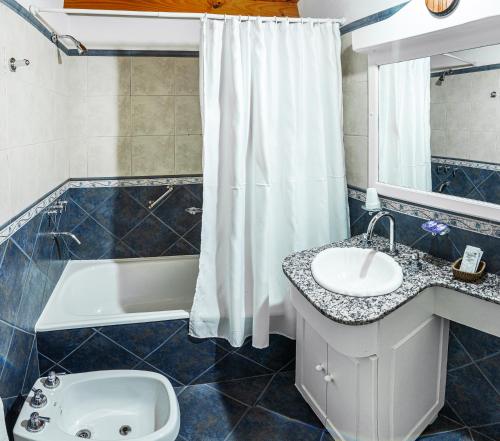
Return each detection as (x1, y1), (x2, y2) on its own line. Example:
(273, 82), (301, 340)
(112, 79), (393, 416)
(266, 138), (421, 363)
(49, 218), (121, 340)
(41, 232), (82, 245)
(365, 211), (397, 254)
(30, 388), (47, 408)
(43, 371), (65, 389)
(26, 412), (50, 432)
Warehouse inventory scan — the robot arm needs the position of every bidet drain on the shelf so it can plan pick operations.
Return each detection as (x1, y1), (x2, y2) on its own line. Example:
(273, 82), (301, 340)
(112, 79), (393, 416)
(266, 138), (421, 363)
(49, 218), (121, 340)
(119, 425), (132, 436)
(76, 429), (92, 438)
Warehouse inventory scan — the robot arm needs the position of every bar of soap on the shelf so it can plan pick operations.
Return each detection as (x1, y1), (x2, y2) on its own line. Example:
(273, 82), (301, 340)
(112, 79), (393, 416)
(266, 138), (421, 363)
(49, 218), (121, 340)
(421, 220), (450, 236)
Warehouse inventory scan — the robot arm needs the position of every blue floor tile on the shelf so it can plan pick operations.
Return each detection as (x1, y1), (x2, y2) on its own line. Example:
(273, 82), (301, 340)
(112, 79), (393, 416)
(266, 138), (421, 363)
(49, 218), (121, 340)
(447, 334), (473, 370)
(472, 424), (500, 441)
(207, 375), (273, 406)
(226, 407), (323, 441)
(476, 353), (500, 391)
(144, 327), (228, 385)
(178, 384), (247, 441)
(451, 323), (500, 361)
(257, 371), (323, 428)
(237, 334), (296, 371)
(193, 352), (272, 384)
(421, 415), (465, 437)
(100, 320), (186, 358)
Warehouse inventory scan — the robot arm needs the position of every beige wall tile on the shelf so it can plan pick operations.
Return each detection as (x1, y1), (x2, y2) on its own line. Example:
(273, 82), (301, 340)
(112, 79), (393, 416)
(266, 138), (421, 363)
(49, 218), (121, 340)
(175, 135), (202, 175)
(87, 137), (132, 177)
(69, 137), (88, 178)
(87, 95), (131, 137)
(132, 95), (175, 136)
(175, 96), (202, 135)
(344, 135), (368, 189)
(175, 58), (199, 95)
(341, 34), (368, 85)
(131, 57), (175, 96)
(0, 150), (11, 225)
(87, 57), (131, 96)
(430, 103), (446, 131)
(131, 136), (175, 176)
(343, 81), (368, 136)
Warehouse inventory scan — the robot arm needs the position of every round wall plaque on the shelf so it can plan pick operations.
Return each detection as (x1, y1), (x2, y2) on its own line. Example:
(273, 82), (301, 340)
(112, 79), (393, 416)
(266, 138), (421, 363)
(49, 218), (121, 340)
(425, 0), (460, 16)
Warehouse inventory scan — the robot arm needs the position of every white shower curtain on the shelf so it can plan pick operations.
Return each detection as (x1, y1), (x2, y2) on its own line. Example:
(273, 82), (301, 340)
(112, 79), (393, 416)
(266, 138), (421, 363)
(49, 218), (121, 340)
(379, 58), (432, 192)
(189, 17), (349, 348)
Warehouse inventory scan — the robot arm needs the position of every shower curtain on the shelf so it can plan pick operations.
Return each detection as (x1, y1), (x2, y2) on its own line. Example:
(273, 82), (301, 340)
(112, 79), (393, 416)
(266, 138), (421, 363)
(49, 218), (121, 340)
(379, 58), (432, 192)
(189, 17), (349, 348)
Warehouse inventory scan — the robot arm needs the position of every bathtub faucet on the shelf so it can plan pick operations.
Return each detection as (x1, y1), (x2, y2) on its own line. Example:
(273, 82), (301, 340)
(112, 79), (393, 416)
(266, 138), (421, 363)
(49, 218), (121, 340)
(41, 232), (82, 245)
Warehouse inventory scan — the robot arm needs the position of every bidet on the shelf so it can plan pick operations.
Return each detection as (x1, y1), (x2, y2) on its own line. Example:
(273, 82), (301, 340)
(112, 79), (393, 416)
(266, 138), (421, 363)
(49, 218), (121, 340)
(14, 370), (180, 441)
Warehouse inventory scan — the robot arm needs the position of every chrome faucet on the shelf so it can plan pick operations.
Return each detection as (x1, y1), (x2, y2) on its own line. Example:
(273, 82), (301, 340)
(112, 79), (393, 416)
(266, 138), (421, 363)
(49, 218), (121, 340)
(30, 388), (47, 408)
(365, 211), (397, 254)
(42, 371), (65, 389)
(26, 412), (50, 432)
(41, 232), (81, 245)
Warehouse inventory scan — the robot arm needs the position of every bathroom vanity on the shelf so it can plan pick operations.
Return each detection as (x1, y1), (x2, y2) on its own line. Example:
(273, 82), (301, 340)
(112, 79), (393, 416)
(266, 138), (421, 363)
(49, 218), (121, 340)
(283, 235), (500, 441)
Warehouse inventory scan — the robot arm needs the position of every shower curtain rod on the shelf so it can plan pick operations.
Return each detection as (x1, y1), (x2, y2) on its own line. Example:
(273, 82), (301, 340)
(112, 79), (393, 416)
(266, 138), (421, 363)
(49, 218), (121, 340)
(30, 7), (346, 25)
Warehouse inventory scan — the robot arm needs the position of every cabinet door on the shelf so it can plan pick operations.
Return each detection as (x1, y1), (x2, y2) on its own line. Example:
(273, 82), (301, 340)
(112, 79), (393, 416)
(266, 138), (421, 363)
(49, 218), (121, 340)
(325, 344), (359, 441)
(297, 320), (328, 421)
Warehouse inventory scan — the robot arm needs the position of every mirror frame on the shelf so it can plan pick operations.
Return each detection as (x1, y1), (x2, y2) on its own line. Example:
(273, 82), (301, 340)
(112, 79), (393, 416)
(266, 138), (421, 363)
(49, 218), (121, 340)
(368, 61), (500, 222)
(368, 63), (500, 222)
(354, 0), (500, 222)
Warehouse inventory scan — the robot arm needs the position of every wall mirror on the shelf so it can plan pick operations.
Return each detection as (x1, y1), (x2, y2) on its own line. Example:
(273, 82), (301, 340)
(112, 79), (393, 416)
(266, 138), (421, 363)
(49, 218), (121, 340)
(375, 42), (500, 219)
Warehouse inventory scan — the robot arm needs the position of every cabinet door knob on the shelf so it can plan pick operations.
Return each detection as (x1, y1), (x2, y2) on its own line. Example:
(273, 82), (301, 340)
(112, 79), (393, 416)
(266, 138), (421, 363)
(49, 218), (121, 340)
(324, 374), (334, 383)
(315, 364), (326, 372)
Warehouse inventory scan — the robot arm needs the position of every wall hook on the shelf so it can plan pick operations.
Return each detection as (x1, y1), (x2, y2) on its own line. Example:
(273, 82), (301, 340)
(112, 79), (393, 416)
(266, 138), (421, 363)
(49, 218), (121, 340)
(9, 58), (30, 72)
(491, 91), (497, 98)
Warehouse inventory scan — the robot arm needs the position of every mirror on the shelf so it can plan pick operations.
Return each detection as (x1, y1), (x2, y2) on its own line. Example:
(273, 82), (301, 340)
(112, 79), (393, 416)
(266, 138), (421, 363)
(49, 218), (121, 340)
(378, 43), (500, 207)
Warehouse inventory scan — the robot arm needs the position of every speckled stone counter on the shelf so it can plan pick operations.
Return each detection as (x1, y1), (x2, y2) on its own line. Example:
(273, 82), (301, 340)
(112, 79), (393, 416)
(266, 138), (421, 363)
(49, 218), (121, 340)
(282, 235), (500, 326)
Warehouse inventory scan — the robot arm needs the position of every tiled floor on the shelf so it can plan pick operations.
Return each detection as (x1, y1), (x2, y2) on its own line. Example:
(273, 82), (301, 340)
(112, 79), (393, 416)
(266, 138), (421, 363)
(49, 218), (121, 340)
(36, 320), (499, 441)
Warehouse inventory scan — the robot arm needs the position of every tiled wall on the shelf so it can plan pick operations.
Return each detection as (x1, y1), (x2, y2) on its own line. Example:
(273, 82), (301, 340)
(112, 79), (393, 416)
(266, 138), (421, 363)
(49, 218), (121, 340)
(0, 2), (72, 226)
(0, 195), (70, 430)
(67, 56), (202, 178)
(63, 183), (202, 259)
(431, 158), (500, 205)
(430, 68), (500, 164)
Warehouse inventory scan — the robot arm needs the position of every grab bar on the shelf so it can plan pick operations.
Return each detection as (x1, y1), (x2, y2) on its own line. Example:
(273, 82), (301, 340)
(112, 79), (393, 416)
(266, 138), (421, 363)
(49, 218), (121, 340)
(185, 207), (203, 215)
(148, 186), (174, 209)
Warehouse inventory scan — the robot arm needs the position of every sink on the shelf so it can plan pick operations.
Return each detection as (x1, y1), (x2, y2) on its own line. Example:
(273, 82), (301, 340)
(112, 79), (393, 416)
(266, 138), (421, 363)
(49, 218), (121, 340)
(14, 370), (180, 441)
(311, 247), (403, 297)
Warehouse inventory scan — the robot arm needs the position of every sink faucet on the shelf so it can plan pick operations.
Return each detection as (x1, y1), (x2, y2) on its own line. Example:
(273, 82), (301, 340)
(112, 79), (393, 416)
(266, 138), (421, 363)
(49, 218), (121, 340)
(365, 211), (397, 254)
(41, 232), (81, 245)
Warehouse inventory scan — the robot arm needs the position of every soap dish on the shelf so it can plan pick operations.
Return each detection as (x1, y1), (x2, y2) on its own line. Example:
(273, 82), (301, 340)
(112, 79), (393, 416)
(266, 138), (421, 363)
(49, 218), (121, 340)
(452, 259), (486, 282)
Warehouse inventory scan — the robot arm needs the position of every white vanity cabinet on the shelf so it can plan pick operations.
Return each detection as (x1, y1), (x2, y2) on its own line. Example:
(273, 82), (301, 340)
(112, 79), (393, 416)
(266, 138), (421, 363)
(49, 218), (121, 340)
(292, 287), (449, 441)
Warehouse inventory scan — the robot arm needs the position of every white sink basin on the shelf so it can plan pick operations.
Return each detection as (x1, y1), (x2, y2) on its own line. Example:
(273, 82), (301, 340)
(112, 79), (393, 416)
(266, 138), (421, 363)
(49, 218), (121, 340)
(14, 370), (180, 441)
(311, 247), (403, 297)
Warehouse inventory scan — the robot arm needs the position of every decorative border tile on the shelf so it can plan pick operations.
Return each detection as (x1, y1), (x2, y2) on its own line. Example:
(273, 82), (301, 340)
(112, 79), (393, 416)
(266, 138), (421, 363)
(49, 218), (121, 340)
(431, 63), (500, 78)
(0, 177), (203, 246)
(340, 2), (409, 35)
(432, 157), (500, 173)
(347, 187), (500, 238)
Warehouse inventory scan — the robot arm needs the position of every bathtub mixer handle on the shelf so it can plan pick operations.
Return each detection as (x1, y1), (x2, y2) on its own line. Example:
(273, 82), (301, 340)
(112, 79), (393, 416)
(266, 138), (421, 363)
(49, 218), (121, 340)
(30, 388), (47, 408)
(26, 412), (51, 432)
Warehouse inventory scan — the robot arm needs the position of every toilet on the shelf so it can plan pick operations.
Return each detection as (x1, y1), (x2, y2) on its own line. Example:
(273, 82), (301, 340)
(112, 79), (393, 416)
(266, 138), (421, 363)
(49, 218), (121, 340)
(13, 370), (180, 441)
(0, 399), (9, 441)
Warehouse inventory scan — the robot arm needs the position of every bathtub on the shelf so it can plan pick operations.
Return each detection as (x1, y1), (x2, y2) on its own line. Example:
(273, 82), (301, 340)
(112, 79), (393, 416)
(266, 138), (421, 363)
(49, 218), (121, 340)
(36, 256), (199, 332)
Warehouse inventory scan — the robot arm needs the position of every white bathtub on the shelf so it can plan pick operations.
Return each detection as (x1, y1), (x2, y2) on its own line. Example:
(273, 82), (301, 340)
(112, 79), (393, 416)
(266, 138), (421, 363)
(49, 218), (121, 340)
(36, 256), (199, 332)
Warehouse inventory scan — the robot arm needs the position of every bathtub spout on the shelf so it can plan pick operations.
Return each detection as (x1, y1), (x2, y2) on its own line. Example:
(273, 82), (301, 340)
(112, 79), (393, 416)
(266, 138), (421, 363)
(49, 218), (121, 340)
(41, 232), (82, 245)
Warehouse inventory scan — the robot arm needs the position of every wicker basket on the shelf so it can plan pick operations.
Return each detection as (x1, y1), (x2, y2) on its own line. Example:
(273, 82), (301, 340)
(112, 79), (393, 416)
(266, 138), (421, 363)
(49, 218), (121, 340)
(452, 258), (486, 282)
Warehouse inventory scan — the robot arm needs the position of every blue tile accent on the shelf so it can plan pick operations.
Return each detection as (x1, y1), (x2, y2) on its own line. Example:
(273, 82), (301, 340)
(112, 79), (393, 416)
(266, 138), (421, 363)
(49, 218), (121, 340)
(340, 2), (410, 35)
(257, 371), (323, 428)
(178, 384), (247, 441)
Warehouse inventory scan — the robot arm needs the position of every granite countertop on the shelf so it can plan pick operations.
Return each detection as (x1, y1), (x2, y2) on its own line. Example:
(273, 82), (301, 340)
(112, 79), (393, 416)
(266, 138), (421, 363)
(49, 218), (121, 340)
(282, 235), (500, 326)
